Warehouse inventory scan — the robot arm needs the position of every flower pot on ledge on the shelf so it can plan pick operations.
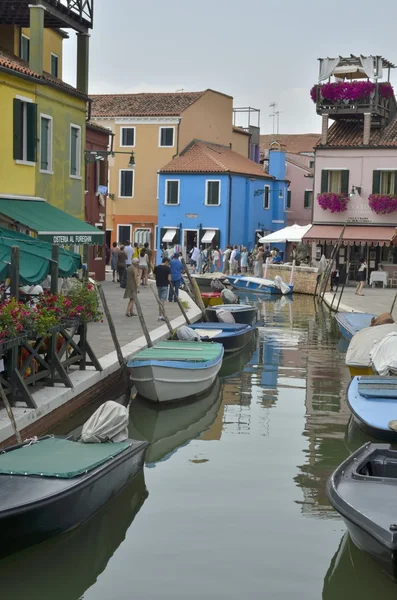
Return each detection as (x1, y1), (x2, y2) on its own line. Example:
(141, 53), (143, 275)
(368, 194), (397, 215)
(317, 192), (350, 213)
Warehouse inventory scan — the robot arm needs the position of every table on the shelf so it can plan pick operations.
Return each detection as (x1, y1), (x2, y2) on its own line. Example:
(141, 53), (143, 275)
(370, 271), (388, 288)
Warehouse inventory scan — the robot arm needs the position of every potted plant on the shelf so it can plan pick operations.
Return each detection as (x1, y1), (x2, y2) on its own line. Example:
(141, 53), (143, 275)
(317, 192), (350, 213)
(368, 194), (397, 215)
(66, 281), (103, 324)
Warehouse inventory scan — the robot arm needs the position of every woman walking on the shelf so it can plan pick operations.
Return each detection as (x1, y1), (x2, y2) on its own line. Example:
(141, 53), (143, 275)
(356, 259), (367, 296)
(124, 258), (140, 316)
(117, 245), (128, 288)
(254, 246), (264, 277)
(241, 247), (248, 273)
(110, 241), (119, 282)
(139, 249), (149, 286)
(212, 247), (220, 272)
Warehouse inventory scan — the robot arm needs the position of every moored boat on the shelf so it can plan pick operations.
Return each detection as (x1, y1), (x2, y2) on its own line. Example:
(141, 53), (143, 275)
(187, 322), (254, 353)
(127, 340), (224, 403)
(206, 304), (258, 325)
(229, 275), (293, 295)
(327, 442), (397, 580)
(201, 292), (222, 307)
(335, 312), (376, 341)
(345, 323), (397, 377)
(191, 273), (226, 291)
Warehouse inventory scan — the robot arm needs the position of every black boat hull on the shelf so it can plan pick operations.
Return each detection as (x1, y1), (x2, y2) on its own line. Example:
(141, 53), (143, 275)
(344, 519), (397, 581)
(0, 441), (147, 558)
(206, 307), (257, 325)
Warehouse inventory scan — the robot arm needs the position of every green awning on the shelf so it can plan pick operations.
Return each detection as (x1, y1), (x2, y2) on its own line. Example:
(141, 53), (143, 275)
(0, 199), (104, 245)
(0, 228), (82, 285)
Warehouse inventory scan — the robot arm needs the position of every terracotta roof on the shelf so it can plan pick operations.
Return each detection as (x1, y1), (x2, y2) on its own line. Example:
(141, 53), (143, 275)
(160, 140), (272, 178)
(260, 133), (320, 154)
(90, 91), (207, 117)
(320, 117), (397, 148)
(286, 153), (313, 172)
(86, 121), (114, 135)
(0, 48), (87, 99)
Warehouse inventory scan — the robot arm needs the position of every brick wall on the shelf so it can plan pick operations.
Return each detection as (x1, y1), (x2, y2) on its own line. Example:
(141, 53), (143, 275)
(265, 264), (318, 295)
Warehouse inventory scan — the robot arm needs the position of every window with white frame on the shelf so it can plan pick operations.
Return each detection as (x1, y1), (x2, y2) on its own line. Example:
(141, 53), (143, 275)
(159, 127), (174, 147)
(70, 124), (81, 177)
(304, 190), (313, 209)
(117, 224), (132, 244)
(40, 114), (53, 172)
(120, 127), (135, 147)
(134, 228), (151, 246)
(21, 34), (30, 61)
(165, 180), (179, 205)
(119, 169), (134, 197)
(50, 53), (59, 77)
(205, 180), (220, 206)
(374, 170), (397, 195)
(13, 97), (37, 163)
(264, 185), (270, 209)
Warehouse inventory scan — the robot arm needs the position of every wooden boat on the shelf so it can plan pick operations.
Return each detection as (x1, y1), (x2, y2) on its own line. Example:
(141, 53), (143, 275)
(345, 323), (397, 377)
(129, 379), (222, 463)
(347, 375), (397, 441)
(0, 471), (148, 598)
(201, 292), (222, 307)
(127, 340), (224, 403)
(327, 442), (397, 581)
(206, 304), (258, 325)
(191, 273), (226, 291)
(187, 322), (254, 353)
(0, 435), (148, 558)
(335, 312), (376, 341)
(229, 275), (293, 295)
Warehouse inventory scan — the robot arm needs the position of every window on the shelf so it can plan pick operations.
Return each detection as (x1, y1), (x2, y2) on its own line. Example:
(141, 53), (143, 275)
(70, 124), (82, 177)
(120, 127), (135, 147)
(165, 180), (179, 205)
(286, 190), (291, 209)
(40, 114), (52, 172)
(117, 224), (132, 244)
(119, 169), (134, 197)
(206, 180), (220, 205)
(50, 53), (59, 78)
(309, 160), (315, 169)
(264, 185), (270, 209)
(373, 170), (397, 195)
(321, 170), (349, 194)
(21, 34), (30, 61)
(159, 127), (175, 147)
(304, 190), (313, 209)
(134, 228), (151, 245)
(13, 97), (37, 163)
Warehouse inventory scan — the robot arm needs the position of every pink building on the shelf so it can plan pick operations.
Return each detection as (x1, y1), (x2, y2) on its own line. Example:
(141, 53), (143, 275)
(303, 55), (397, 282)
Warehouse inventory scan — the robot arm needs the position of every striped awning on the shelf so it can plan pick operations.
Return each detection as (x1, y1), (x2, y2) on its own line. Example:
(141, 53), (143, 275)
(303, 225), (397, 247)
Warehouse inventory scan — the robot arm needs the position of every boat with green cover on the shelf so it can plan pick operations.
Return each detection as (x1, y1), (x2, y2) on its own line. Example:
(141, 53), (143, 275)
(0, 435), (148, 557)
(127, 340), (224, 403)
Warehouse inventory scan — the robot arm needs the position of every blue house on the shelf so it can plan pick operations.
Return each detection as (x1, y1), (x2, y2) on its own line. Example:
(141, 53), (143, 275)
(157, 140), (288, 262)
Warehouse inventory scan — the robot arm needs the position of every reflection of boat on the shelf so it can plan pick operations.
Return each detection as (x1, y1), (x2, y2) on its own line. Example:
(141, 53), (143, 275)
(327, 442), (397, 580)
(347, 376), (397, 442)
(128, 340), (224, 403)
(129, 379), (222, 463)
(0, 435), (148, 558)
(323, 531), (396, 599)
(335, 312), (375, 341)
(229, 275), (293, 295)
(206, 304), (258, 325)
(201, 292), (222, 307)
(187, 322), (254, 353)
(0, 471), (148, 600)
(219, 334), (257, 377)
(344, 414), (378, 454)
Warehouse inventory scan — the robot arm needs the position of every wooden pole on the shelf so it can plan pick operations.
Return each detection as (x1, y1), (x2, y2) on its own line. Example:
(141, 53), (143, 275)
(51, 244), (59, 295)
(149, 284), (173, 335)
(10, 246), (20, 300)
(390, 291), (397, 315)
(180, 257), (208, 321)
(336, 261), (350, 313)
(289, 260), (295, 286)
(131, 272), (153, 348)
(169, 283), (191, 325)
(98, 285), (125, 368)
(0, 382), (22, 444)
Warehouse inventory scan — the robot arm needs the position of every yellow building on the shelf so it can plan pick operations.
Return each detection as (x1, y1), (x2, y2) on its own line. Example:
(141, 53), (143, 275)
(0, 1), (102, 245)
(91, 90), (251, 248)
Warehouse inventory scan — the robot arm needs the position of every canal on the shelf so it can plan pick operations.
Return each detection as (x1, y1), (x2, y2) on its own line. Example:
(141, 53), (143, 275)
(1, 294), (395, 599)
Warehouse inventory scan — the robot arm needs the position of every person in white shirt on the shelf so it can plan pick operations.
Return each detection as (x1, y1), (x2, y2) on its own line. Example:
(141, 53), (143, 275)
(212, 247), (220, 272)
(138, 249), (149, 286)
(124, 241), (133, 266)
(230, 246), (238, 275)
(190, 245), (200, 273)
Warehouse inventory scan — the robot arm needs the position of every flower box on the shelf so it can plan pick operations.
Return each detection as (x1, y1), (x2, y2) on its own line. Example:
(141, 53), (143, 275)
(317, 192), (350, 213)
(310, 81), (394, 103)
(368, 194), (397, 215)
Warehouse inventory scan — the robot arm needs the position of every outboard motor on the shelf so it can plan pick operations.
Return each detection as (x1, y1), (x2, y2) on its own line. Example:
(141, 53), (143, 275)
(210, 279), (225, 292)
(176, 325), (201, 341)
(221, 289), (238, 304)
(81, 401), (129, 443)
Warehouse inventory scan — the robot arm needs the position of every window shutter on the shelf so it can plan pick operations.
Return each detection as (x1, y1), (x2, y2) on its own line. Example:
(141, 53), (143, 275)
(214, 230), (220, 248)
(304, 190), (310, 208)
(287, 190), (291, 208)
(13, 98), (22, 160)
(372, 170), (381, 194)
(341, 170), (349, 194)
(320, 170), (329, 193)
(26, 102), (37, 162)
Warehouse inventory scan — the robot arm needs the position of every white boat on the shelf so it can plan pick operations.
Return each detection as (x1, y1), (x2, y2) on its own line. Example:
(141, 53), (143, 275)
(127, 340), (224, 403)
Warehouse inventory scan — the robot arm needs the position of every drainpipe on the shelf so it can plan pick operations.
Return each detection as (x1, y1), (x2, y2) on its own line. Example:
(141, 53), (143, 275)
(172, 118), (181, 159)
(227, 174), (232, 245)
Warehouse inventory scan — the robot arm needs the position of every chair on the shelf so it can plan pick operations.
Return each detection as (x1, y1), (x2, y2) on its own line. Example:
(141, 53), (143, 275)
(390, 270), (397, 288)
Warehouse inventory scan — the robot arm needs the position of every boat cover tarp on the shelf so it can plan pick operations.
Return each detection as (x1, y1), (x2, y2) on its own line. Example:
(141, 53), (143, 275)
(346, 324), (397, 367)
(370, 333), (397, 376)
(81, 401), (129, 443)
(0, 437), (131, 478)
(0, 228), (82, 285)
(129, 340), (222, 363)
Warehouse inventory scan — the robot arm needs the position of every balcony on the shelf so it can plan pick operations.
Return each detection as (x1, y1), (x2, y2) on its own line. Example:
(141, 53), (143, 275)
(0, 0), (93, 32)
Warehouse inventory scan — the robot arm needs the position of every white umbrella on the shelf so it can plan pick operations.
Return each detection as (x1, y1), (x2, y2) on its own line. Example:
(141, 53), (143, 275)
(259, 224), (312, 244)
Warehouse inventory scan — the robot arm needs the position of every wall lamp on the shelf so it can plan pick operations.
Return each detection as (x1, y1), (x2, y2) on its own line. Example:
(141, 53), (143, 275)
(254, 188), (265, 196)
(350, 185), (362, 196)
(85, 150), (135, 167)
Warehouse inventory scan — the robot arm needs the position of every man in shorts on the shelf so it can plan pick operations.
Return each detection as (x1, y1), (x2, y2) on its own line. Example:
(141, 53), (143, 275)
(153, 257), (171, 320)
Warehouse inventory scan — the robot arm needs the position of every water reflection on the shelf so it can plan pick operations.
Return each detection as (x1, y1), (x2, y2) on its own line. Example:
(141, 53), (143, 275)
(0, 471), (147, 600)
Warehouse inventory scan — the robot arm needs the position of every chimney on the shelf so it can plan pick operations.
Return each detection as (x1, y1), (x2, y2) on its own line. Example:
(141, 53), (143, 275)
(29, 4), (44, 75)
(363, 113), (371, 145)
(321, 114), (329, 145)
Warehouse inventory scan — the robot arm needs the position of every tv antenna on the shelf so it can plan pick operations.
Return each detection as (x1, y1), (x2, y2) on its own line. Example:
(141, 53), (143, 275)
(269, 102), (282, 134)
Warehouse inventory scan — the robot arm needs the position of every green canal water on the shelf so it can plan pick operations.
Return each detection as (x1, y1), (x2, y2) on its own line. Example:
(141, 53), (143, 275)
(1, 294), (396, 599)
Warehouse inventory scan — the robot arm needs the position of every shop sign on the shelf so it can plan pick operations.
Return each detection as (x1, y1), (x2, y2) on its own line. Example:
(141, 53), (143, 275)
(185, 213), (198, 218)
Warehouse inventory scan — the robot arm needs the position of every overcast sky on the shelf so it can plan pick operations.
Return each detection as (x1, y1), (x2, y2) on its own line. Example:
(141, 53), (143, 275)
(63, 0), (397, 134)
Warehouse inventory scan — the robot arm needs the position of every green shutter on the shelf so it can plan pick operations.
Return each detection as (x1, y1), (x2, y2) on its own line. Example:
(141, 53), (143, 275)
(13, 98), (22, 160)
(26, 102), (37, 162)
(320, 170), (329, 193)
(214, 230), (220, 248)
(304, 190), (310, 208)
(372, 170), (381, 194)
(341, 170), (349, 194)
(287, 190), (291, 208)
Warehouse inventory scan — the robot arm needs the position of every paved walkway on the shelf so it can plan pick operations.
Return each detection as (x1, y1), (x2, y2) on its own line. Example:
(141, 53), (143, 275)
(88, 274), (185, 359)
(324, 284), (397, 315)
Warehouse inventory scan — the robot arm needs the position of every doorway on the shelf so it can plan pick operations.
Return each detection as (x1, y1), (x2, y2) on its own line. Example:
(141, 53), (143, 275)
(182, 229), (198, 260)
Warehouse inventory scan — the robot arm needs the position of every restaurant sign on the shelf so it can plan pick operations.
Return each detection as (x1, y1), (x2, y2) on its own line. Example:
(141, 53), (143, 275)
(39, 233), (104, 245)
